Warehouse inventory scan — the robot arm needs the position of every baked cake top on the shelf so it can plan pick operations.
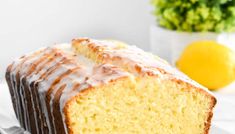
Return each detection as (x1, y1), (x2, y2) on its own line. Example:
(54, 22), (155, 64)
(72, 38), (214, 94)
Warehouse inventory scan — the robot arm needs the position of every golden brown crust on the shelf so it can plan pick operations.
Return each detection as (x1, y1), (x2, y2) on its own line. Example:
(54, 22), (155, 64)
(170, 77), (216, 134)
(204, 97), (217, 134)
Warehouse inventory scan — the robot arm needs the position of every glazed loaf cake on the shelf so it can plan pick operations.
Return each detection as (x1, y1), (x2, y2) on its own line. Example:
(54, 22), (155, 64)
(5, 38), (216, 134)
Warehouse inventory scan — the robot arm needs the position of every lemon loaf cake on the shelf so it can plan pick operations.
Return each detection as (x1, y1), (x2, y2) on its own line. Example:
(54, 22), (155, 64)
(5, 38), (216, 134)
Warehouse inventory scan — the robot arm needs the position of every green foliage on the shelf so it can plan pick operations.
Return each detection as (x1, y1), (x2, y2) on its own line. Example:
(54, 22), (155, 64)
(151, 0), (235, 32)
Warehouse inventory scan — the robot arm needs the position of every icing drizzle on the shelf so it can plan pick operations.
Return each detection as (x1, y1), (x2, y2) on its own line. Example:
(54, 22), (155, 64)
(72, 38), (208, 90)
(8, 44), (129, 134)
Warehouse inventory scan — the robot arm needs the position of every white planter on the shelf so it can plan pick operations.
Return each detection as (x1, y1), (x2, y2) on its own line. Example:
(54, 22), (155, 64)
(150, 26), (235, 65)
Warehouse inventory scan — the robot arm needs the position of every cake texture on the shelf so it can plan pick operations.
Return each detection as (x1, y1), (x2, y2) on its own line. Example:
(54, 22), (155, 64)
(5, 38), (216, 134)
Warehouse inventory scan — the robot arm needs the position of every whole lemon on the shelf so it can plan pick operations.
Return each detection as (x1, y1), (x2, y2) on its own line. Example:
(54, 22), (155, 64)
(176, 40), (235, 90)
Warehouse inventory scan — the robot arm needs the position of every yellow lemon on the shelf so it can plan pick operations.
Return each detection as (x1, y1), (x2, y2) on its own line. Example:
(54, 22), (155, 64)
(176, 40), (235, 90)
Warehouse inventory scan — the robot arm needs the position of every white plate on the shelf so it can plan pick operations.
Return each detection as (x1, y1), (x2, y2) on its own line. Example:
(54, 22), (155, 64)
(0, 81), (232, 133)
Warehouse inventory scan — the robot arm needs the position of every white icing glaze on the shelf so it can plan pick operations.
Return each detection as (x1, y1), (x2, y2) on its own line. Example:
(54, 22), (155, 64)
(49, 70), (86, 134)
(26, 48), (64, 134)
(55, 43), (95, 71)
(22, 44), (94, 134)
(19, 80), (30, 131)
(35, 50), (70, 134)
(9, 49), (45, 129)
(7, 49), (37, 131)
(39, 63), (78, 134)
(51, 44), (96, 134)
(20, 49), (52, 131)
(9, 57), (27, 127)
(76, 38), (209, 91)
(19, 48), (55, 134)
(8, 43), (138, 134)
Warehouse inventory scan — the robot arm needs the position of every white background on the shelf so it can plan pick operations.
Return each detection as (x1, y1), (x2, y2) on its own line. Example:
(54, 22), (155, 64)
(0, 0), (154, 79)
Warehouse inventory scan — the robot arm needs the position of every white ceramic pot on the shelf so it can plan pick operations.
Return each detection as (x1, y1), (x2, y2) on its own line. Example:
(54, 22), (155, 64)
(150, 26), (235, 65)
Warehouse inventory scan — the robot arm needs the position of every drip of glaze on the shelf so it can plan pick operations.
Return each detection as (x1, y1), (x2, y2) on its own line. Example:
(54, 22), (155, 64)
(20, 50), (54, 132)
(19, 48), (55, 133)
(10, 48), (45, 130)
(48, 67), (84, 134)
(76, 38), (207, 90)
(28, 48), (71, 134)
(9, 43), (130, 134)
(25, 48), (63, 134)
(9, 58), (25, 127)
(54, 44), (96, 134)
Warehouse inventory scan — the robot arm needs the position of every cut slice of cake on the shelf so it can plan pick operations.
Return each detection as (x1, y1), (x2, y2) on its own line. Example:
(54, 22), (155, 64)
(5, 38), (216, 134)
